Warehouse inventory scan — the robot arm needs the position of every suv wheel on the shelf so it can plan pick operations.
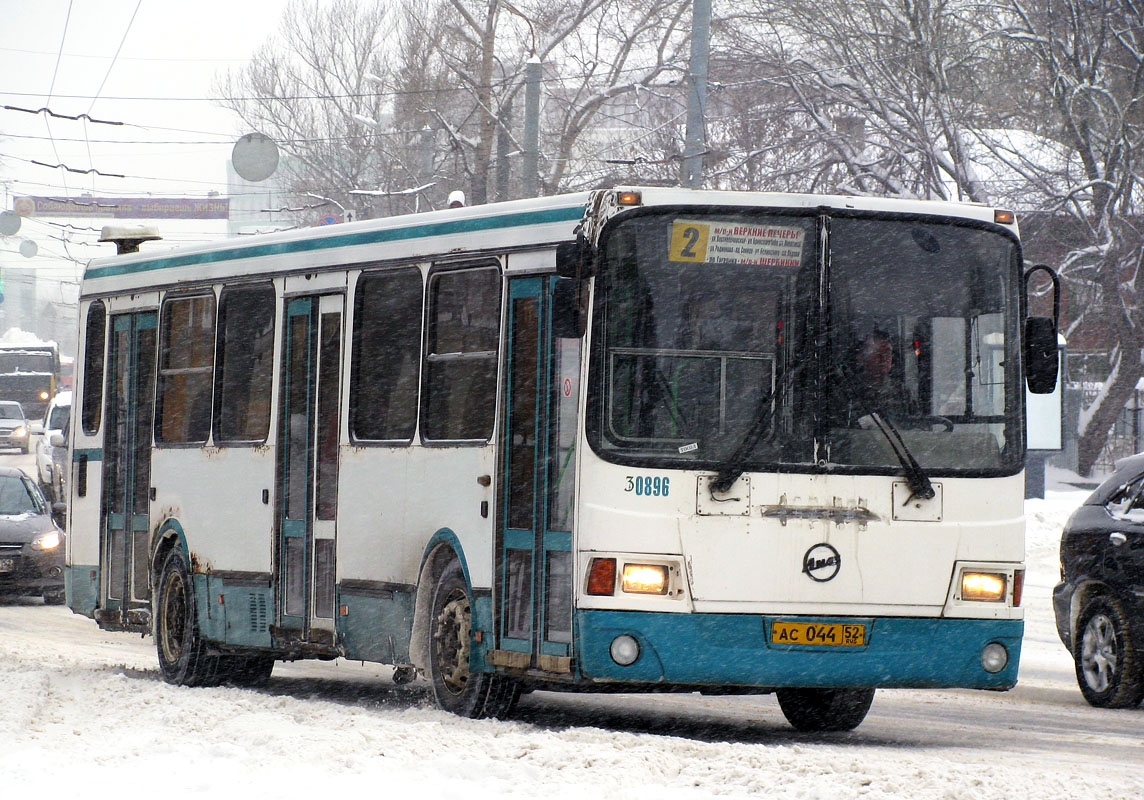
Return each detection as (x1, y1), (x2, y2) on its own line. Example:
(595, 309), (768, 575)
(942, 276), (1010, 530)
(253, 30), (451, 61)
(1074, 595), (1144, 708)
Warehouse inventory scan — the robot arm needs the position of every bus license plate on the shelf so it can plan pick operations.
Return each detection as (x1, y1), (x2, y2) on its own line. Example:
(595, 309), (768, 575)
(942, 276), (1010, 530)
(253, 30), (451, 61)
(771, 621), (866, 647)
(0, 557), (14, 573)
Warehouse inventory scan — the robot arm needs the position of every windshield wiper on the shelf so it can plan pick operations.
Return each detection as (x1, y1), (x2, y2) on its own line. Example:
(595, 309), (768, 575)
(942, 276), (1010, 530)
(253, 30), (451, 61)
(711, 362), (804, 494)
(834, 364), (935, 502)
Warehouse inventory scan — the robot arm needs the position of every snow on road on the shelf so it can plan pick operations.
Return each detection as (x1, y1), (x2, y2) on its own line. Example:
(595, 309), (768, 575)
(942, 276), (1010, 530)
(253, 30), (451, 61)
(1, 480), (1142, 798)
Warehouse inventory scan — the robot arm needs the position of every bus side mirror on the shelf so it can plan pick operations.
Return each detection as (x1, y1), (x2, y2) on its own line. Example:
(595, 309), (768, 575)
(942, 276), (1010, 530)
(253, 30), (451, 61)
(552, 278), (587, 338)
(556, 233), (596, 280)
(1024, 264), (1060, 394)
(1025, 316), (1058, 394)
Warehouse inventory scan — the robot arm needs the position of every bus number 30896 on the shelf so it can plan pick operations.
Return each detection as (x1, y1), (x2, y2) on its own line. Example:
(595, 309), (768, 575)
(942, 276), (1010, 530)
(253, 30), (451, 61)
(625, 476), (670, 496)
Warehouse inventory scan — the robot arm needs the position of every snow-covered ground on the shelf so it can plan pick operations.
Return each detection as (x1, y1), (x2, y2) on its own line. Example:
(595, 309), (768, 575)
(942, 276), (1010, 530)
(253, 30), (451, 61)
(1, 462), (1142, 799)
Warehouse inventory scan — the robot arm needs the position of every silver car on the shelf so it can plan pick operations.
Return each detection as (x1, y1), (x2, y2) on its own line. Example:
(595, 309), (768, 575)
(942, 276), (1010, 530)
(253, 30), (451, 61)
(0, 401), (29, 454)
(30, 391), (71, 501)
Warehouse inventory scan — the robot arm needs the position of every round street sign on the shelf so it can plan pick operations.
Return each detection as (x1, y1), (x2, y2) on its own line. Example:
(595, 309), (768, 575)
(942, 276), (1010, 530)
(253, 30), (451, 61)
(231, 132), (280, 182)
(0, 210), (20, 236)
(319, 215), (341, 226)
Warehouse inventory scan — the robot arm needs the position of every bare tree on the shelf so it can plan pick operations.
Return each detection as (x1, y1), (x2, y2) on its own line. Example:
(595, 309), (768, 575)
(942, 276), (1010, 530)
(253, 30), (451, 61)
(398, 0), (693, 201)
(217, 0), (695, 214)
(217, 0), (405, 221)
(711, 0), (1007, 201)
(997, 0), (1144, 474)
(539, 0), (692, 192)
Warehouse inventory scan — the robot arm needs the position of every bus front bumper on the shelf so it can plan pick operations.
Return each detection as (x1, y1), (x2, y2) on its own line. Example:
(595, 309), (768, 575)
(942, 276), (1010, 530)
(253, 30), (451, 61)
(575, 609), (1022, 690)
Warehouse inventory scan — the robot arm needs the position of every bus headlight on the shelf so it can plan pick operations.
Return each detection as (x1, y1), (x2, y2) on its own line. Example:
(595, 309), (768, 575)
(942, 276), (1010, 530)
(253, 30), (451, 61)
(961, 571), (1007, 602)
(621, 564), (668, 595)
(39, 390), (50, 401)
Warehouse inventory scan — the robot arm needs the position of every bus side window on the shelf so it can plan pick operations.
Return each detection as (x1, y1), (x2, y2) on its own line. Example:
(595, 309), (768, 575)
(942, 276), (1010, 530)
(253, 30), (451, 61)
(81, 301), (107, 435)
(214, 284), (275, 443)
(156, 294), (216, 445)
(350, 267), (423, 442)
(423, 265), (501, 442)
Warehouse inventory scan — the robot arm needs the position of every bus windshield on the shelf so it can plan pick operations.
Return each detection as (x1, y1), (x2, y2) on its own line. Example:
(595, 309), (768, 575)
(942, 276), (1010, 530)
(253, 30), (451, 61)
(589, 209), (1022, 475)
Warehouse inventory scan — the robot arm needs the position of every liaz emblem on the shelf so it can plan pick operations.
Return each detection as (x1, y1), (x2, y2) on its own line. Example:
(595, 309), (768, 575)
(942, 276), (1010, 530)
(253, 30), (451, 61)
(802, 543), (841, 582)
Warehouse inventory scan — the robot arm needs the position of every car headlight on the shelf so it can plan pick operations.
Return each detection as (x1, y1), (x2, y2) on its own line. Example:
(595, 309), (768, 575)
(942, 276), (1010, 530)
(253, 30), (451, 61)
(12, 426), (25, 437)
(30, 531), (62, 550)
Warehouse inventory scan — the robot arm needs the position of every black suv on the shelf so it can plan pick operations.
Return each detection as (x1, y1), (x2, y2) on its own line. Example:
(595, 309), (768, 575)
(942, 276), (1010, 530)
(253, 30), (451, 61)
(1053, 454), (1144, 708)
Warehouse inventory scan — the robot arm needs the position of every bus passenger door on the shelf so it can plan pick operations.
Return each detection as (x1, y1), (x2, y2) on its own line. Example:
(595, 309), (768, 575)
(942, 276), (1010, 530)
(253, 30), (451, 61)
(496, 276), (579, 672)
(100, 312), (157, 628)
(277, 294), (343, 644)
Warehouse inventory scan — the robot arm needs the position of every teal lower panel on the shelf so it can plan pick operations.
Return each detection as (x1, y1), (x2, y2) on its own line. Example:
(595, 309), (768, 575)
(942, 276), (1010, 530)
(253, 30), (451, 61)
(470, 592), (492, 672)
(338, 589), (414, 664)
(576, 610), (1023, 690)
(197, 575), (273, 648)
(195, 575), (223, 641)
(65, 564), (99, 619)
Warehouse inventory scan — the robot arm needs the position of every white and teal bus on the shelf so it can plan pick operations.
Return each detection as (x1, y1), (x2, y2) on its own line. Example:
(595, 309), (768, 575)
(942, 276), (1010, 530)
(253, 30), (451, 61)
(65, 187), (1058, 731)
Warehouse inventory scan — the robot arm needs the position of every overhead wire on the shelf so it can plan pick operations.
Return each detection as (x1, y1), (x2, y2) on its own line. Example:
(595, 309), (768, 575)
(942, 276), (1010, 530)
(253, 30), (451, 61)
(43, 0), (75, 198)
(80, 0), (144, 193)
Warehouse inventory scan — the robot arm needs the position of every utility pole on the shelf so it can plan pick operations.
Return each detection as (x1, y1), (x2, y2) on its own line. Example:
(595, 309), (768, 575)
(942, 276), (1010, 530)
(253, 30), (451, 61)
(419, 128), (435, 212)
(680, 0), (711, 189)
(496, 98), (513, 201)
(523, 55), (542, 198)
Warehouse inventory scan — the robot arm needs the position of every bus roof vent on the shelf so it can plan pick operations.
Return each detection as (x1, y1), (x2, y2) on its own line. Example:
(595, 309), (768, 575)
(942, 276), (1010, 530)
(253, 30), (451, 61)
(98, 224), (162, 255)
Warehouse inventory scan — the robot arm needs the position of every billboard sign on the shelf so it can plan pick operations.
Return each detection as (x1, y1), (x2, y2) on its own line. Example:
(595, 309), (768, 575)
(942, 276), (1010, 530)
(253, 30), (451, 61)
(13, 196), (229, 220)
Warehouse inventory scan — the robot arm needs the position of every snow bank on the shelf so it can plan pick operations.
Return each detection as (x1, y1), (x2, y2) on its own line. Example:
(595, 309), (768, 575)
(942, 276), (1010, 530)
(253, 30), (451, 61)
(0, 328), (56, 348)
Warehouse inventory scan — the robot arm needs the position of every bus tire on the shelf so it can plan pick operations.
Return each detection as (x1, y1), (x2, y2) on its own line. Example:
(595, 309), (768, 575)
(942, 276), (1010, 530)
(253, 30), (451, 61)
(1074, 595), (1144, 708)
(428, 562), (517, 719)
(775, 687), (875, 732)
(154, 547), (220, 687)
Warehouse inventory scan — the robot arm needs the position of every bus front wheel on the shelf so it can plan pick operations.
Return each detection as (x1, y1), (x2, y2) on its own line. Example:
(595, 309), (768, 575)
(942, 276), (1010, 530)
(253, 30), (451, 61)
(775, 687), (875, 732)
(155, 547), (220, 687)
(428, 562), (518, 719)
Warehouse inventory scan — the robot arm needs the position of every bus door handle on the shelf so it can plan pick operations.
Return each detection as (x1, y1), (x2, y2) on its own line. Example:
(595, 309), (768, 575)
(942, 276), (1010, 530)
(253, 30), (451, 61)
(477, 475), (490, 518)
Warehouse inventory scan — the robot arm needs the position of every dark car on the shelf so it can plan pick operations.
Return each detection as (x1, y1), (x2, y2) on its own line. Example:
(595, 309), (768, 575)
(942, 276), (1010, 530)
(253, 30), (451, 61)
(1053, 454), (1144, 708)
(0, 466), (65, 604)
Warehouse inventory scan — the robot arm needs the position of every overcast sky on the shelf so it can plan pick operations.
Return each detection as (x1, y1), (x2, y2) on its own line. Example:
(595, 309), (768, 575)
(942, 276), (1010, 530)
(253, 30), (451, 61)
(0, 0), (298, 279)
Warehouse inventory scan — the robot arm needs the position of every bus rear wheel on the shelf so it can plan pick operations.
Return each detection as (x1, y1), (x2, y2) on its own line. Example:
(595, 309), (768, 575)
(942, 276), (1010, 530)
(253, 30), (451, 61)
(155, 547), (220, 687)
(428, 562), (518, 719)
(775, 687), (875, 732)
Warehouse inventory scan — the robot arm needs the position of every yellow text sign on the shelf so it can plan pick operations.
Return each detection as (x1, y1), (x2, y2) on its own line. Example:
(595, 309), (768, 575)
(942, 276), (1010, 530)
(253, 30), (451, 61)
(669, 220), (710, 262)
